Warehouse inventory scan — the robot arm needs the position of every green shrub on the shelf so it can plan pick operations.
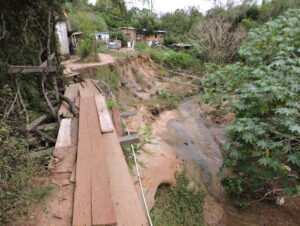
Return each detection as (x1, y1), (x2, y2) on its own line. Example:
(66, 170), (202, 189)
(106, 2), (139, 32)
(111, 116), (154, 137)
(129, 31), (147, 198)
(76, 38), (93, 59)
(0, 124), (54, 224)
(151, 172), (205, 226)
(146, 48), (197, 71)
(134, 42), (148, 50)
(204, 9), (300, 198)
(165, 51), (195, 70)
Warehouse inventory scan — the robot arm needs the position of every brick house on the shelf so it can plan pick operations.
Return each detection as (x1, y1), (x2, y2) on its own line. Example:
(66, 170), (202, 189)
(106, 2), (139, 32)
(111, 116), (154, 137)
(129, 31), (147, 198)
(114, 27), (166, 46)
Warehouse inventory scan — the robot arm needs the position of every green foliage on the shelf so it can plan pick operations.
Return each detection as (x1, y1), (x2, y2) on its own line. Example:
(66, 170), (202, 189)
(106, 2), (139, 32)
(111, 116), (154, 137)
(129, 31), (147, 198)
(0, 124), (54, 224)
(146, 48), (198, 71)
(204, 9), (300, 197)
(94, 0), (127, 30)
(134, 42), (148, 50)
(129, 8), (160, 35)
(160, 7), (203, 45)
(110, 31), (127, 46)
(69, 11), (108, 35)
(123, 126), (154, 171)
(76, 38), (93, 59)
(151, 172), (205, 226)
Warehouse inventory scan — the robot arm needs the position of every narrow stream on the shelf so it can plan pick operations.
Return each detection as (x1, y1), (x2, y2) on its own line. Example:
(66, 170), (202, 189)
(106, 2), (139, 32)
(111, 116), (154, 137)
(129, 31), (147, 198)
(156, 96), (258, 225)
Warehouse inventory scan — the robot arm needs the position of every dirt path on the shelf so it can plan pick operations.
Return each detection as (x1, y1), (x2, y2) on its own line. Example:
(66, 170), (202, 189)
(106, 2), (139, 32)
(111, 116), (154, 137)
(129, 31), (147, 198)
(62, 53), (115, 70)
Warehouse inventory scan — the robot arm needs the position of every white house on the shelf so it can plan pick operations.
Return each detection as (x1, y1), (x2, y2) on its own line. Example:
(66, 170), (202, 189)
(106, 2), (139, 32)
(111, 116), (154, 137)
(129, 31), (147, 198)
(95, 32), (110, 43)
(56, 21), (70, 55)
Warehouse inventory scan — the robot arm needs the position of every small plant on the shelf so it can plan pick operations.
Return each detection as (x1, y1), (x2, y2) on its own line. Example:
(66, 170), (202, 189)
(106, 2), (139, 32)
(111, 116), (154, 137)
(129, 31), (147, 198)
(76, 38), (93, 59)
(135, 42), (148, 50)
(123, 126), (154, 171)
(151, 171), (205, 226)
(0, 123), (54, 224)
(234, 200), (250, 209)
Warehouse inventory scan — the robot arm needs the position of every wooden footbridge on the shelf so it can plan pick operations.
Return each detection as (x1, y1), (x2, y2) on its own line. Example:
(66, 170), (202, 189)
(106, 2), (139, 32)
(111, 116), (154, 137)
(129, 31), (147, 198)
(56, 79), (148, 226)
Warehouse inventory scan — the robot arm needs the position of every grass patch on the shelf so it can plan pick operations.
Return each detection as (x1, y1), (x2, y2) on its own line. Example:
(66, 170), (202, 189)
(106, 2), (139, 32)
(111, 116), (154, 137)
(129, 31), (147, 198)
(0, 124), (54, 224)
(108, 50), (139, 59)
(151, 172), (205, 226)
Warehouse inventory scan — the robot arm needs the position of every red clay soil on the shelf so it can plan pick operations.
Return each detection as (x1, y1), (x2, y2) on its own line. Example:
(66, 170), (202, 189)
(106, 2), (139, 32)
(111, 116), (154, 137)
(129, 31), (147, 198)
(62, 53), (115, 70)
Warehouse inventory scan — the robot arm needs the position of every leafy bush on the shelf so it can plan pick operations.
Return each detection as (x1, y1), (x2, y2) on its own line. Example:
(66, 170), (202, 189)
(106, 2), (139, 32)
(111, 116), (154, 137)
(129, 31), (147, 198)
(146, 48), (197, 71)
(204, 9), (300, 198)
(134, 42), (148, 50)
(76, 38), (93, 59)
(0, 124), (54, 224)
(151, 172), (205, 226)
(165, 51), (195, 70)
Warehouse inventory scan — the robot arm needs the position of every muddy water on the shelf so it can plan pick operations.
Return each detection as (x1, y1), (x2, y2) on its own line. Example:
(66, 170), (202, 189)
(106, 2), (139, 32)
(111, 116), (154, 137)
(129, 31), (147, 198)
(156, 96), (258, 226)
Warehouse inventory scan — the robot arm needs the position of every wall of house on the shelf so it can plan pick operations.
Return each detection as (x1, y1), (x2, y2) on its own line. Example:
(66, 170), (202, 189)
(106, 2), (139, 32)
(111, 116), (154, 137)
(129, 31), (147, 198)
(56, 22), (70, 55)
(117, 29), (136, 43)
(145, 33), (164, 43)
(139, 33), (164, 44)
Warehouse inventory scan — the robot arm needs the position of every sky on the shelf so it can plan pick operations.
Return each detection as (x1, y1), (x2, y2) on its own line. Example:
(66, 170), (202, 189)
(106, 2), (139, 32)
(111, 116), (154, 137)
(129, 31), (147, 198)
(87, 0), (248, 14)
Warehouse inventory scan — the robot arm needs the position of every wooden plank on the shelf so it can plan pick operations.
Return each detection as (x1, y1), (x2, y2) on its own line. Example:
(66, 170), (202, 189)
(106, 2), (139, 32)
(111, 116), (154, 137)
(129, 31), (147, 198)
(112, 108), (122, 136)
(7, 65), (57, 74)
(95, 95), (114, 133)
(55, 118), (72, 149)
(73, 98), (92, 226)
(88, 97), (116, 226)
(36, 122), (58, 131)
(120, 111), (137, 117)
(86, 79), (101, 96)
(102, 131), (148, 225)
(26, 114), (48, 131)
(78, 82), (94, 98)
(119, 134), (140, 146)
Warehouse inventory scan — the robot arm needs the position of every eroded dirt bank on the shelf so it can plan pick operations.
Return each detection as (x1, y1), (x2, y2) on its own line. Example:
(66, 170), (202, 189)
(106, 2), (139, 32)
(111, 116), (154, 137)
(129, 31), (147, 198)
(29, 54), (300, 226)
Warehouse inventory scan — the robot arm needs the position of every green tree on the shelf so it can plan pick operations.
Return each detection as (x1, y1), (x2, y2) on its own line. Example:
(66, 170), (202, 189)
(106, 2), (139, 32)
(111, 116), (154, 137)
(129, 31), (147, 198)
(204, 8), (300, 199)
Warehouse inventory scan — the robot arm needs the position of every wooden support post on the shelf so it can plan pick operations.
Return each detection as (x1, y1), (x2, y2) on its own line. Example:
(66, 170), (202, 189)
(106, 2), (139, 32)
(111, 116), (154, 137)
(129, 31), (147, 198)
(119, 134), (139, 146)
(119, 111), (137, 117)
(7, 65), (57, 74)
(112, 107), (122, 137)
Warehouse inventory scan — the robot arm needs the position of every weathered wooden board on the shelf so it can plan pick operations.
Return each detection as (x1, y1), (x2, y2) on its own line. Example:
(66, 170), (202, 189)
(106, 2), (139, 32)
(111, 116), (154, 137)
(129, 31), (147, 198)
(119, 134), (140, 146)
(102, 131), (148, 225)
(112, 108), (122, 137)
(88, 97), (116, 226)
(95, 95), (114, 133)
(73, 98), (92, 226)
(26, 114), (48, 131)
(120, 111), (137, 117)
(8, 65), (57, 74)
(55, 118), (72, 149)
(36, 122), (58, 131)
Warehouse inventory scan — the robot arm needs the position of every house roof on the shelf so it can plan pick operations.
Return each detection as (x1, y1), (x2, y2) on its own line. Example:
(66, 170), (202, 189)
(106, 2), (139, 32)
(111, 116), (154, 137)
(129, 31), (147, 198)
(113, 27), (166, 34)
(113, 27), (136, 31)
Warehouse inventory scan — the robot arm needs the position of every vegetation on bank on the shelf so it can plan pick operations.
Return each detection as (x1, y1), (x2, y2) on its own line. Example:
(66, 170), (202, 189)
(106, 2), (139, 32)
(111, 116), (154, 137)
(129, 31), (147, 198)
(0, 124), (54, 224)
(151, 172), (205, 226)
(204, 8), (300, 199)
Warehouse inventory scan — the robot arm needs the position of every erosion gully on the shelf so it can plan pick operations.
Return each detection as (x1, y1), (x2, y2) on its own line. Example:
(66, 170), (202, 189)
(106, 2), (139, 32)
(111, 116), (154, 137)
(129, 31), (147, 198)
(155, 95), (259, 225)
